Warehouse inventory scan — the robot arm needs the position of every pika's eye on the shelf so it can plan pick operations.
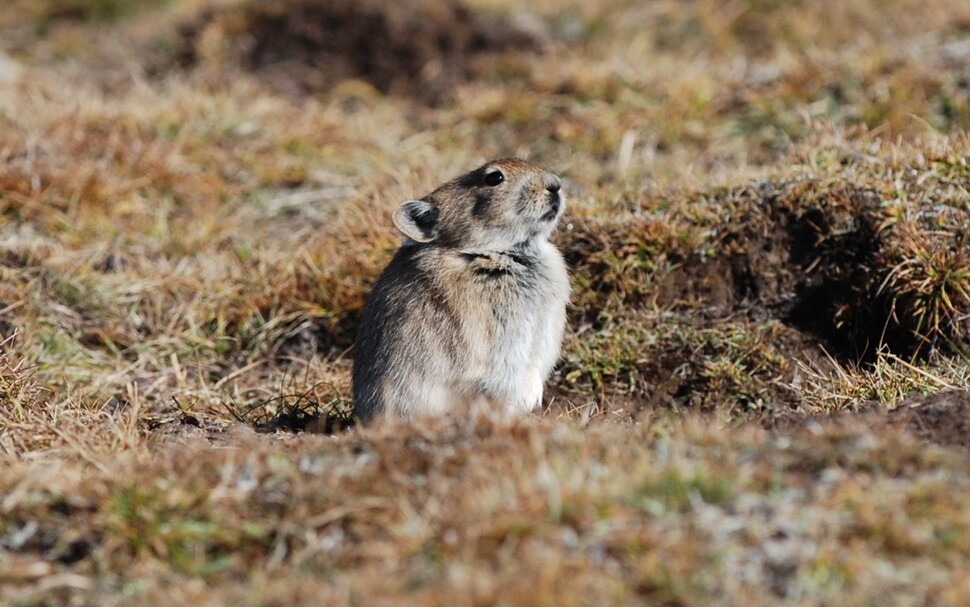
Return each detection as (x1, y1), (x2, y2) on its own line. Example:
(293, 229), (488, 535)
(483, 170), (505, 187)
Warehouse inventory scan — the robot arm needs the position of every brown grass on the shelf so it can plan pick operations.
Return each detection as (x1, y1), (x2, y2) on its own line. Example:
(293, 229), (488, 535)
(2, 0), (970, 604)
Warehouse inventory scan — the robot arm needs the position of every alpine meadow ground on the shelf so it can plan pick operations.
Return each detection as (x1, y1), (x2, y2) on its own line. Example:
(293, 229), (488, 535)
(2, 0), (970, 605)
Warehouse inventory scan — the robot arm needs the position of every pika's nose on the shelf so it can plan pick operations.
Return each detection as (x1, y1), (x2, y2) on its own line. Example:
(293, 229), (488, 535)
(545, 174), (562, 194)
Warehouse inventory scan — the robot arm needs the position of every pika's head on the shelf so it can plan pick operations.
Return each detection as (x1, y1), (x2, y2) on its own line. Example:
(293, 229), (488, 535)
(393, 158), (564, 251)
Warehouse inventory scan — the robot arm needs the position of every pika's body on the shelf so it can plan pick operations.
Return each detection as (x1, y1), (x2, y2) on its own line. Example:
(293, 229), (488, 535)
(353, 159), (569, 423)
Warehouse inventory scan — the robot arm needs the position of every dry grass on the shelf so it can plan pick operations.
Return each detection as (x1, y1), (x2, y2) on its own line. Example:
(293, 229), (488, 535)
(5, 416), (970, 606)
(2, 0), (970, 604)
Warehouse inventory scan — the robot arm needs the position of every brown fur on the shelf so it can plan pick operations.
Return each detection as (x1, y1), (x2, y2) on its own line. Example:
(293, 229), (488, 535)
(353, 159), (570, 423)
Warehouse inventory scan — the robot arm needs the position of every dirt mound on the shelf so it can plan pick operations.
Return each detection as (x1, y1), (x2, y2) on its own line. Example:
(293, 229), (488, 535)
(727, 179), (968, 361)
(173, 0), (547, 102)
(554, 164), (968, 415)
(566, 174), (970, 364)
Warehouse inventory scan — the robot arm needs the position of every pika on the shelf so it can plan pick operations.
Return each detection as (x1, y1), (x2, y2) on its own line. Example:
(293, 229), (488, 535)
(352, 158), (570, 423)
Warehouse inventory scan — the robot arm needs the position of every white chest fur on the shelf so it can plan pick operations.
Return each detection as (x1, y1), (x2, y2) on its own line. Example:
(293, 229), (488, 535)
(435, 240), (569, 412)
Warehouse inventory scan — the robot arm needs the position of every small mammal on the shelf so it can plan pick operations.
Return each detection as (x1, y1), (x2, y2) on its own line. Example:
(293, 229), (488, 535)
(352, 158), (570, 423)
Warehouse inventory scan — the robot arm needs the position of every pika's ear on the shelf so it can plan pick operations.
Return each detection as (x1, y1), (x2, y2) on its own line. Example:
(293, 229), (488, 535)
(393, 200), (439, 243)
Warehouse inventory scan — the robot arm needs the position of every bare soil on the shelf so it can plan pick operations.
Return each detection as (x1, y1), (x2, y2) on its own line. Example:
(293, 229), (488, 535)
(764, 390), (970, 450)
(172, 0), (547, 102)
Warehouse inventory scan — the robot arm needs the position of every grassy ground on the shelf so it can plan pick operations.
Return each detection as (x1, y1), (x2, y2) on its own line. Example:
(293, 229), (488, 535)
(2, 0), (970, 604)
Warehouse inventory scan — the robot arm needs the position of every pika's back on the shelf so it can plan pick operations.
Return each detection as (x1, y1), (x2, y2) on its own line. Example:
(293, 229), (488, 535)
(353, 158), (569, 423)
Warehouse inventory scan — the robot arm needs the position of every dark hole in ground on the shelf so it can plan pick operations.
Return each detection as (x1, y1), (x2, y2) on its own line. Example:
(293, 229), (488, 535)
(781, 189), (886, 362)
(244, 382), (355, 434)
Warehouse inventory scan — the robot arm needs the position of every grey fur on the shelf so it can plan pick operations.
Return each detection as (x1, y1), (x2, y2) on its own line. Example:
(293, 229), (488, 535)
(352, 158), (570, 423)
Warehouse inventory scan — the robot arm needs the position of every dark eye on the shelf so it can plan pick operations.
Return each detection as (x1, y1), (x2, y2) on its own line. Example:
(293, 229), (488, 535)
(483, 170), (505, 187)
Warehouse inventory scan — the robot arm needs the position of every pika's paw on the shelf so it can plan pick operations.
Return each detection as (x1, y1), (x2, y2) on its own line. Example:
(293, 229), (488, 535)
(517, 371), (545, 412)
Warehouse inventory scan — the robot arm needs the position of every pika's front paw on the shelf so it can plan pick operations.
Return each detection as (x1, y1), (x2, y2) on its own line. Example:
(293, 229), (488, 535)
(517, 372), (545, 412)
